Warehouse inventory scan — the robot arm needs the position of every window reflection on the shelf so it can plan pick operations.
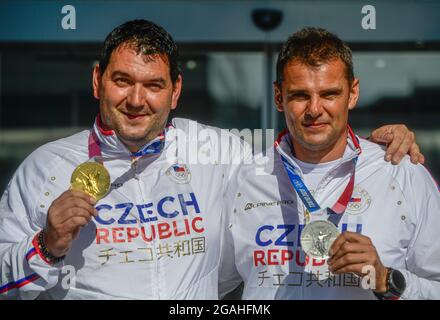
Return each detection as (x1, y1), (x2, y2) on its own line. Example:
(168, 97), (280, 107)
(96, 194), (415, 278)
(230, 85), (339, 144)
(0, 48), (439, 192)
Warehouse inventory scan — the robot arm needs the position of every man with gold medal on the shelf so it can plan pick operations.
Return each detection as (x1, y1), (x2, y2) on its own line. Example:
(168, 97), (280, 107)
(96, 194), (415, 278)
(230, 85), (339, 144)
(220, 28), (440, 300)
(0, 20), (425, 299)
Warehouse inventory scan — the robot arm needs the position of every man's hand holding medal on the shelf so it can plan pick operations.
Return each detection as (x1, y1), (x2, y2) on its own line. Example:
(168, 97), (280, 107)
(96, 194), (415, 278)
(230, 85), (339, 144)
(328, 231), (388, 293)
(43, 162), (110, 259)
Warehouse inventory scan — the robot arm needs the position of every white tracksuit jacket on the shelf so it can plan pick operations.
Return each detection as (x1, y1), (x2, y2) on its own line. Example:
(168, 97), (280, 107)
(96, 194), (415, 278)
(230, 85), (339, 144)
(220, 131), (440, 300)
(0, 117), (249, 299)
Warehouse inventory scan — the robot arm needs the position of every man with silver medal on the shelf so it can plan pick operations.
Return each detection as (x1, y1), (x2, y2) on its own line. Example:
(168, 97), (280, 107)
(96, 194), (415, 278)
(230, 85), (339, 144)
(219, 27), (440, 300)
(280, 130), (360, 261)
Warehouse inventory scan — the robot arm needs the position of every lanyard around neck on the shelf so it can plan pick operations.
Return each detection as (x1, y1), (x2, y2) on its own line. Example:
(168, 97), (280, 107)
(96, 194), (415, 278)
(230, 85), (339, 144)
(276, 126), (361, 226)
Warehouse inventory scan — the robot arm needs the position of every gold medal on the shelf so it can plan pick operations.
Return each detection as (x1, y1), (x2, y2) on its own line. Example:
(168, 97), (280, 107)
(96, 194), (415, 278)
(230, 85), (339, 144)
(70, 162), (110, 200)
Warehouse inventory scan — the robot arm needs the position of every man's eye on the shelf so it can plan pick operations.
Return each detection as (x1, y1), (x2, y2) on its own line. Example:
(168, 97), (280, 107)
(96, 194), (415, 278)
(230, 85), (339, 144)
(147, 83), (164, 91)
(114, 78), (131, 86)
(323, 92), (339, 99)
(290, 93), (308, 100)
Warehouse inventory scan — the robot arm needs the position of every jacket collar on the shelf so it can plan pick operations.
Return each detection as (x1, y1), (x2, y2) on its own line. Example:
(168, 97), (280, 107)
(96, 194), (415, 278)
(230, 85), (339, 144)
(91, 115), (170, 158)
(275, 126), (362, 174)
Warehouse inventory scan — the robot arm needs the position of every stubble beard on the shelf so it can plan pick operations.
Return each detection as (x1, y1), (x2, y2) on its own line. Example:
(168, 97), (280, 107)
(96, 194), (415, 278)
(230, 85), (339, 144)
(291, 123), (340, 153)
(105, 110), (168, 151)
(119, 116), (167, 150)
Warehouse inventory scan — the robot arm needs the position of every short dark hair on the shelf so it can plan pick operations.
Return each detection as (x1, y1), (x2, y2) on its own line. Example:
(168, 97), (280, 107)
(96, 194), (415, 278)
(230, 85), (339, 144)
(276, 27), (354, 85)
(99, 19), (181, 83)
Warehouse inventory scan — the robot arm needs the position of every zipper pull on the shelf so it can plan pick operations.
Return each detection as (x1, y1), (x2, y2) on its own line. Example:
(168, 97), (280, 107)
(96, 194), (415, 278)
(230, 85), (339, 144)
(131, 157), (140, 180)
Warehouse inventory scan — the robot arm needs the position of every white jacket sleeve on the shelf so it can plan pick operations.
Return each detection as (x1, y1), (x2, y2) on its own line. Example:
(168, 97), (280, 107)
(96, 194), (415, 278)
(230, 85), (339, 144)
(218, 162), (248, 299)
(0, 153), (63, 300)
(398, 164), (440, 300)
(218, 132), (254, 299)
(218, 199), (243, 299)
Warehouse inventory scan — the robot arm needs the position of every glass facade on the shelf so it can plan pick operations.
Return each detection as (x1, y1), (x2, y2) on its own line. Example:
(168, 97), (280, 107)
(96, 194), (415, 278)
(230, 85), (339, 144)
(1, 46), (440, 192)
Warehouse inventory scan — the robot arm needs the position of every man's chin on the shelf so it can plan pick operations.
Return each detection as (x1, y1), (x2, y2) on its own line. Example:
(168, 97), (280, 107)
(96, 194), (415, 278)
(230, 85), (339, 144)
(115, 118), (166, 144)
(115, 130), (149, 144)
(301, 133), (328, 145)
(301, 137), (334, 151)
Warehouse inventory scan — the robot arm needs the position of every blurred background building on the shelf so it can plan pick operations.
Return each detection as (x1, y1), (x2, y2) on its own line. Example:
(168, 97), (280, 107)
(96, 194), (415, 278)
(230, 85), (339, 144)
(0, 0), (439, 192)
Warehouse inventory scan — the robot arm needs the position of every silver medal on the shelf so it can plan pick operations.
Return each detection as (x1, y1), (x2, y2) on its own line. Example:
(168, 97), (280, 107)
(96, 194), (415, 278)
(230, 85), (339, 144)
(301, 220), (340, 260)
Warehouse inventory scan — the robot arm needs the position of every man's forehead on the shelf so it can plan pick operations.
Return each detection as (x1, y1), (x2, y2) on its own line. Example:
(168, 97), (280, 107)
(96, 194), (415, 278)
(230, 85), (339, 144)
(282, 58), (347, 87)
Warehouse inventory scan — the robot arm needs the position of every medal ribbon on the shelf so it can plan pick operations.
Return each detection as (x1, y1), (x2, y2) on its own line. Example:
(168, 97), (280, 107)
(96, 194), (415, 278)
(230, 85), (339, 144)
(276, 126), (361, 226)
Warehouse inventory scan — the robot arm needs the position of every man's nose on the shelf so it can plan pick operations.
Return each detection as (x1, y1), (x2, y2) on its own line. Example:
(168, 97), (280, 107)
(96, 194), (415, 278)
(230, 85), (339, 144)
(127, 84), (145, 108)
(307, 96), (323, 118)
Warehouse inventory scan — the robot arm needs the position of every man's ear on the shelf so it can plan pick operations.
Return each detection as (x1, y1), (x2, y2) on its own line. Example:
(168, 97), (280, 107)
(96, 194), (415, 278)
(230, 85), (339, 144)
(348, 78), (360, 111)
(170, 74), (183, 110)
(92, 64), (101, 100)
(274, 82), (284, 112)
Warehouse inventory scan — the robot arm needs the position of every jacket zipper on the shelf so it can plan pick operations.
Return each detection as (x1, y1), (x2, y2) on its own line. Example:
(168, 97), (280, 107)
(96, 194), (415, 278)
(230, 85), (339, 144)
(131, 156), (160, 298)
